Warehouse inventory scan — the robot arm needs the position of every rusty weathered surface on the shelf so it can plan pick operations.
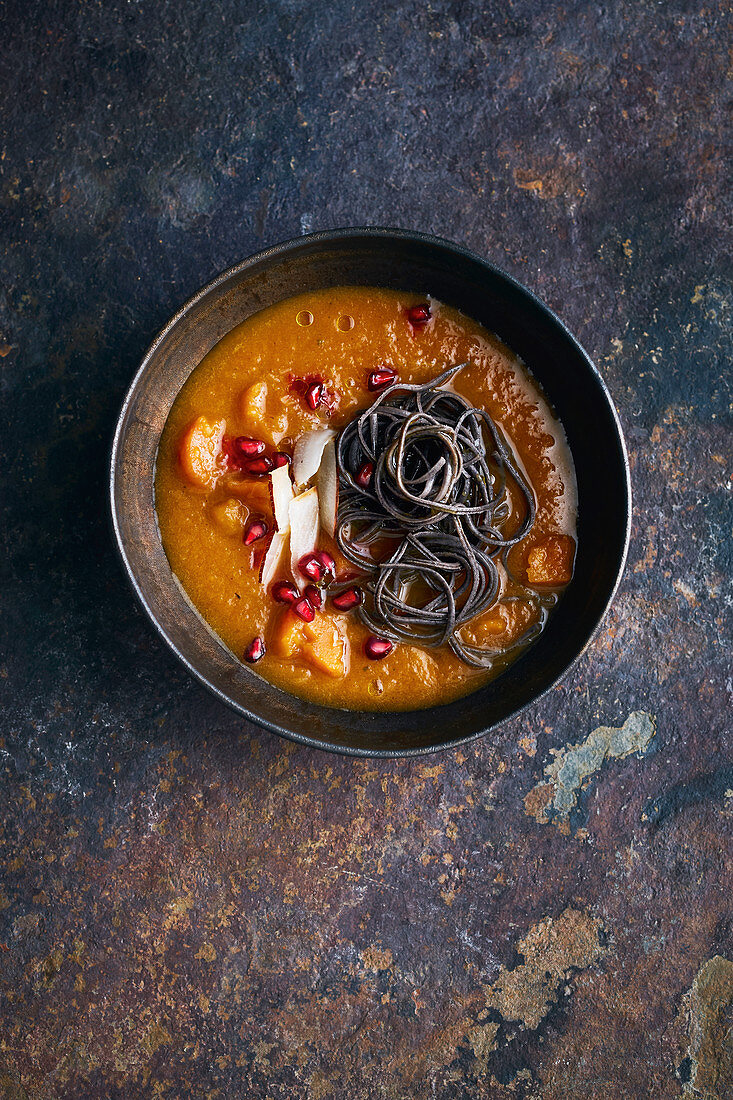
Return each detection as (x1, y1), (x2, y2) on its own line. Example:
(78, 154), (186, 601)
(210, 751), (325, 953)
(1, 1), (731, 1097)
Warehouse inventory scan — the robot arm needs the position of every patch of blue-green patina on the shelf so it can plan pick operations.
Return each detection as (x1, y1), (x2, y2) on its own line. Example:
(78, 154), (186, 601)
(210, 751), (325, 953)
(527, 712), (657, 824)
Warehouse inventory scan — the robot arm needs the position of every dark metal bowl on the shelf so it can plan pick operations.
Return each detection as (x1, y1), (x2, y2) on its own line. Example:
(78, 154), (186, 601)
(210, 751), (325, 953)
(110, 228), (630, 757)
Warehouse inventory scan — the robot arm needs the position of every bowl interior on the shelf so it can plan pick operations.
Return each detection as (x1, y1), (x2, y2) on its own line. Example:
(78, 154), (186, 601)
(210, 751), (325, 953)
(111, 230), (629, 756)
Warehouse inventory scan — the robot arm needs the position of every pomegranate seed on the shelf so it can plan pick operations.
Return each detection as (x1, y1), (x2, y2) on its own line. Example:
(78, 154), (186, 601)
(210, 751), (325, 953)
(243, 636), (266, 663)
(290, 373), (339, 415)
(243, 455), (274, 475)
(271, 580), (299, 604)
(365, 636), (393, 660)
(304, 584), (323, 609)
(233, 436), (265, 458)
(298, 553), (323, 583)
(315, 550), (336, 583)
(293, 596), (315, 622)
(305, 381), (323, 410)
(368, 367), (397, 392)
(356, 461), (373, 489)
(407, 302), (431, 326)
(332, 587), (363, 612)
(272, 451), (290, 468)
(243, 519), (268, 545)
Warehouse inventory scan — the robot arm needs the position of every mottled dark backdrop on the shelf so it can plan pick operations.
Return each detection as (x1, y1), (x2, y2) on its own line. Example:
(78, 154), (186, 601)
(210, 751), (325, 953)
(1, 1), (731, 1097)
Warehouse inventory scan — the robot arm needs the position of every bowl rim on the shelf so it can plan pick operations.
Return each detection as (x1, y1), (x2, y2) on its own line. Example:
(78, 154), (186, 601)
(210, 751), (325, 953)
(109, 226), (632, 757)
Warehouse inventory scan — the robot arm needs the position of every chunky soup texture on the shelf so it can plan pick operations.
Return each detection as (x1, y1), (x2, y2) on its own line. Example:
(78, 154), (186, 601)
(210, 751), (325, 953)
(155, 286), (576, 710)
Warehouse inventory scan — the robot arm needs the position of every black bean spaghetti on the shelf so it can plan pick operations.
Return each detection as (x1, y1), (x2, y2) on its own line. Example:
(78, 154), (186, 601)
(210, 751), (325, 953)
(336, 363), (551, 667)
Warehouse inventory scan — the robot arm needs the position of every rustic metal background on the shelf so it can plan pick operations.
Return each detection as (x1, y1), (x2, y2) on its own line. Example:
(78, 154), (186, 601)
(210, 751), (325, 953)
(1, 1), (730, 1097)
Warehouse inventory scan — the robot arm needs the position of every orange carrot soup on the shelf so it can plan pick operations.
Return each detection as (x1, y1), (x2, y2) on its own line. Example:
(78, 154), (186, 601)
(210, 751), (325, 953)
(155, 287), (577, 710)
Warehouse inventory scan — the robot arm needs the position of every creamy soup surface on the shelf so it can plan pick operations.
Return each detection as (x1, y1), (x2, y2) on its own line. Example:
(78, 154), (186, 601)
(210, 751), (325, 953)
(155, 286), (577, 711)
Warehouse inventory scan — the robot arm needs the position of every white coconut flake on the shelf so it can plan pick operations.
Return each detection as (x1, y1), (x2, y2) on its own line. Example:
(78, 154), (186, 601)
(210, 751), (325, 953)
(318, 438), (339, 537)
(259, 530), (288, 589)
(269, 463), (294, 533)
(292, 428), (336, 490)
(289, 486), (320, 587)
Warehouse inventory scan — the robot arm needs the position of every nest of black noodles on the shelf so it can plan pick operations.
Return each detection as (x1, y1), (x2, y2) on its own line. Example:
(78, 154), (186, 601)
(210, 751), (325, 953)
(336, 363), (545, 667)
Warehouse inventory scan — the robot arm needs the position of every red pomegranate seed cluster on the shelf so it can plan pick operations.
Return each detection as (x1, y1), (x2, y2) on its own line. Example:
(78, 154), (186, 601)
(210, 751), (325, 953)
(222, 436), (291, 475)
(367, 366), (397, 392)
(243, 636), (266, 663)
(263, 551), (341, 624)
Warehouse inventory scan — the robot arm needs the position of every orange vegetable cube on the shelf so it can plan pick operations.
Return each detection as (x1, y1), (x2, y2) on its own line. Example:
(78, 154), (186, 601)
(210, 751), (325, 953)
(239, 381), (288, 445)
(178, 416), (225, 489)
(462, 600), (534, 646)
(466, 608), (506, 641)
(301, 614), (347, 678)
(269, 609), (347, 678)
(526, 535), (575, 587)
(270, 608), (306, 659)
(222, 475), (273, 515)
(209, 497), (247, 536)
(240, 380), (268, 423)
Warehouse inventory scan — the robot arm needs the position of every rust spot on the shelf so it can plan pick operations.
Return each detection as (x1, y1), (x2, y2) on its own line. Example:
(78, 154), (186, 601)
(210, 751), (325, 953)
(633, 523), (658, 573)
(514, 171), (544, 193)
(141, 1022), (171, 1057)
(511, 149), (585, 199)
(523, 782), (554, 824)
(396, 907), (605, 1081)
(361, 945), (393, 970)
(194, 942), (217, 962)
(681, 956), (733, 1097)
(485, 907), (605, 1030)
